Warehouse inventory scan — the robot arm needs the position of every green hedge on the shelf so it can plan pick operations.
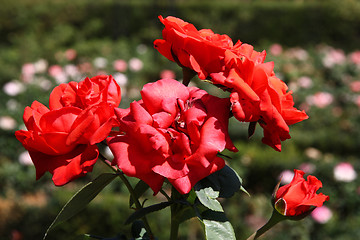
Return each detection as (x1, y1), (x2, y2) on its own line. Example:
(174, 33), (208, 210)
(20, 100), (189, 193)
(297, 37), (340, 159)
(1, 0), (360, 54)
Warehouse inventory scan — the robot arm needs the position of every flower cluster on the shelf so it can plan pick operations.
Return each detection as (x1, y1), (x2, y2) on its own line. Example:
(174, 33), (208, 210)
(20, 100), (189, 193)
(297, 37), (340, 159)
(14, 15), (329, 240)
(154, 16), (308, 151)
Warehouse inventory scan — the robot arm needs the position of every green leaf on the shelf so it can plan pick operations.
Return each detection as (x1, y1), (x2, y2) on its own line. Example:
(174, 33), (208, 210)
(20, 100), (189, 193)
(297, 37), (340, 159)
(43, 173), (117, 239)
(200, 210), (236, 240)
(129, 180), (150, 208)
(125, 201), (173, 225)
(194, 186), (223, 212)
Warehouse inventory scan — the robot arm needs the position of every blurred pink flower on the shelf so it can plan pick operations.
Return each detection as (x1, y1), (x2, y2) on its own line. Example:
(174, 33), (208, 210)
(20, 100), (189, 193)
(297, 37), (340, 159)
(279, 169), (295, 185)
(113, 72), (128, 86)
(287, 47), (308, 61)
(299, 163), (316, 174)
(78, 62), (93, 73)
(307, 92), (334, 108)
(334, 162), (357, 182)
(297, 76), (313, 89)
(48, 65), (63, 77)
(349, 51), (360, 65)
(65, 48), (77, 61)
(311, 206), (332, 224)
(48, 65), (68, 84)
(93, 57), (108, 69)
(350, 81), (360, 92)
(113, 59), (128, 72)
(33, 59), (48, 74)
(269, 43), (283, 56)
(323, 48), (346, 67)
(129, 58), (143, 72)
(21, 63), (36, 83)
(160, 69), (176, 79)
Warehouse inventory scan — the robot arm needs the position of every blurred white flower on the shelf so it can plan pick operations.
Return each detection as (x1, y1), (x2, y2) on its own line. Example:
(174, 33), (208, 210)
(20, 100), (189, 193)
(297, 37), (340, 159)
(113, 72), (128, 86)
(93, 57), (108, 69)
(311, 206), (332, 224)
(6, 99), (20, 111)
(322, 48), (346, 68)
(305, 147), (322, 160)
(3, 80), (25, 96)
(0, 115), (17, 130)
(334, 162), (357, 182)
(297, 76), (313, 89)
(64, 64), (80, 79)
(38, 77), (53, 91)
(33, 59), (48, 73)
(18, 151), (33, 166)
(129, 58), (143, 72)
(279, 169), (294, 185)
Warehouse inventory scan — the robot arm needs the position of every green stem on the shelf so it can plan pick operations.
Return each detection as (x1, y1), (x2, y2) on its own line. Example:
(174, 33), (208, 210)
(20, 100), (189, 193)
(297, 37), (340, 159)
(246, 210), (286, 240)
(169, 186), (181, 240)
(169, 215), (179, 240)
(99, 154), (154, 239)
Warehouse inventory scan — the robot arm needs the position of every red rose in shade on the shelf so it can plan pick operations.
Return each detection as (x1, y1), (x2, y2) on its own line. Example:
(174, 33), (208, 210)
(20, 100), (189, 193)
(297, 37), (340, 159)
(274, 169), (329, 216)
(154, 16), (308, 151)
(107, 79), (237, 194)
(15, 101), (117, 185)
(49, 75), (121, 110)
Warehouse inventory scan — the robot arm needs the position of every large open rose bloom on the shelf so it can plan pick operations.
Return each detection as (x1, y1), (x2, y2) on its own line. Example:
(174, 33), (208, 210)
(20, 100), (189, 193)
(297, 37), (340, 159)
(15, 75), (120, 185)
(274, 169), (329, 216)
(154, 16), (308, 151)
(108, 79), (237, 194)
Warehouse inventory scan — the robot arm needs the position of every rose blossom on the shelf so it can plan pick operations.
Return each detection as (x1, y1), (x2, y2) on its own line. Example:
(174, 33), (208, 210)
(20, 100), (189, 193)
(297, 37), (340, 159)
(49, 75), (121, 110)
(108, 79), (237, 194)
(274, 169), (329, 216)
(15, 75), (121, 185)
(129, 58), (144, 72)
(154, 16), (308, 151)
(14, 102), (115, 185)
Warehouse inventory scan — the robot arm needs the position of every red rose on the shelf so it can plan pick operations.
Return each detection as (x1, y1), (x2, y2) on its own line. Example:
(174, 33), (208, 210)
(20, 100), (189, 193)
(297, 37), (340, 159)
(49, 75), (121, 110)
(15, 101), (117, 185)
(274, 169), (329, 216)
(107, 79), (237, 194)
(155, 16), (308, 151)
(154, 16), (248, 80)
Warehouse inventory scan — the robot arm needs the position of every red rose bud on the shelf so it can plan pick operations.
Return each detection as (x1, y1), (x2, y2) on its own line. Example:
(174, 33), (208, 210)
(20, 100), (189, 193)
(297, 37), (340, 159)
(273, 169), (329, 217)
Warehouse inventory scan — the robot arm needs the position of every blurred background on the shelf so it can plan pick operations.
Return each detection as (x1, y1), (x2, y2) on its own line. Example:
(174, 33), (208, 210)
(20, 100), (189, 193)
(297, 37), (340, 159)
(1, 0), (360, 239)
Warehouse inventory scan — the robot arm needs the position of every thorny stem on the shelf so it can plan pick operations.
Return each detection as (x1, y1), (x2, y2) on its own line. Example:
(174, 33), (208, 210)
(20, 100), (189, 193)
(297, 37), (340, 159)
(98, 154), (154, 239)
